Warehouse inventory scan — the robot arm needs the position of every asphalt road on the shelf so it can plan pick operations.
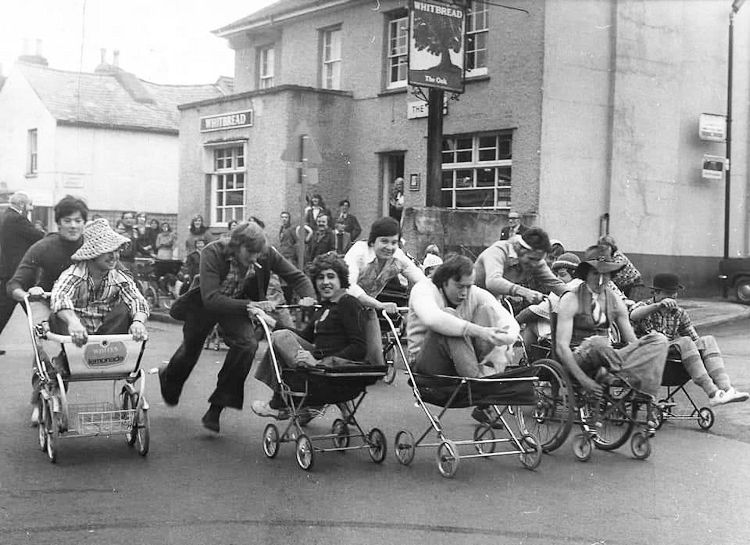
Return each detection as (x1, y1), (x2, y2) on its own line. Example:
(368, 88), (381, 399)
(1, 308), (749, 545)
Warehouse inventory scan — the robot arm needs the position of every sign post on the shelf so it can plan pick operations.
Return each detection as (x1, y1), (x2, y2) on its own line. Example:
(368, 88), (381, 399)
(408, 0), (466, 206)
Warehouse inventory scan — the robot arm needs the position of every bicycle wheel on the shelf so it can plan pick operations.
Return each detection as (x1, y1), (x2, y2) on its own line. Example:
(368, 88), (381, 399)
(518, 359), (574, 453)
(593, 395), (634, 451)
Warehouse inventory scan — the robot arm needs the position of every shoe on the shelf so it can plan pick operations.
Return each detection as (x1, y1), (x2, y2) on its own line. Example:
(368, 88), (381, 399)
(30, 406), (39, 427)
(298, 406), (324, 427)
(251, 400), (289, 420)
(201, 406), (221, 433)
(471, 406), (504, 429)
(724, 387), (750, 403)
(158, 367), (179, 406)
(709, 389), (729, 406)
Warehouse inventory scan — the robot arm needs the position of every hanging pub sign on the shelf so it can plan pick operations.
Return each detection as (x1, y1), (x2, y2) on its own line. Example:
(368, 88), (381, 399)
(408, 0), (466, 93)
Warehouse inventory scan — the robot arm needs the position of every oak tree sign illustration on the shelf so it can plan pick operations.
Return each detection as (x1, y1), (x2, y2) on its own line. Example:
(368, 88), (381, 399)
(408, 0), (466, 92)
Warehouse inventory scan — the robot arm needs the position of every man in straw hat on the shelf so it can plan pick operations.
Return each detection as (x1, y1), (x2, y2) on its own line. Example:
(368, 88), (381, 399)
(49, 218), (149, 349)
(630, 272), (748, 405)
(555, 245), (668, 398)
(159, 221), (316, 433)
(474, 226), (567, 312)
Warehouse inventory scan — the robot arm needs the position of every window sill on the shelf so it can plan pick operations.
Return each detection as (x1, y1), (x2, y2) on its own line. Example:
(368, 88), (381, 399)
(25, 173), (38, 179)
(378, 87), (408, 97)
(464, 74), (490, 84)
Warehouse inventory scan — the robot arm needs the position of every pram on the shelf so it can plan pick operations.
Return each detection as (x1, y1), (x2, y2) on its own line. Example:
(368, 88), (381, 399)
(254, 307), (388, 471)
(377, 287), (409, 384)
(652, 347), (715, 430)
(382, 312), (543, 478)
(26, 295), (150, 463)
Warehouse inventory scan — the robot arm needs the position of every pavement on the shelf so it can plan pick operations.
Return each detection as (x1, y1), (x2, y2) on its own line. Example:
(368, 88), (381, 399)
(149, 297), (750, 330)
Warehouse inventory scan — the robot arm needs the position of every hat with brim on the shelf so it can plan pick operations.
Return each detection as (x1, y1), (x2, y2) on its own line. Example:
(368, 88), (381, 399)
(71, 218), (130, 261)
(422, 253), (443, 271)
(649, 272), (684, 292)
(579, 244), (624, 274)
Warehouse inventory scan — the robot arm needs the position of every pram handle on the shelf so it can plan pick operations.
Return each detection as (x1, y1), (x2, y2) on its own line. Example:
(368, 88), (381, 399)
(45, 332), (143, 344)
(275, 304), (322, 310)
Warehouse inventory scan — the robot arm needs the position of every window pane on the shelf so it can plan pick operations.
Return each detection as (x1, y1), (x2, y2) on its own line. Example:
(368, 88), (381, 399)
(456, 150), (472, 163)
(441, 190), (454, 208)
(498, 136), (512, 159)
(455, 189), (494, 208)
(498, 166), (512, 184)
(456, 170), (474, 187)
(226, 191), (244, 206)
(476, 167), (495, 187)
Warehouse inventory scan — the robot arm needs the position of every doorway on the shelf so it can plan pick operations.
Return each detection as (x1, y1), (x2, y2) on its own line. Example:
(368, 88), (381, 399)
(380, 152), (405, 217)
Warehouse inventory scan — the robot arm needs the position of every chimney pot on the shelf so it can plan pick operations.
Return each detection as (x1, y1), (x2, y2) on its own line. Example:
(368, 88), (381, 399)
(113, 49), (120, 67)
(100, 48), (107, 64)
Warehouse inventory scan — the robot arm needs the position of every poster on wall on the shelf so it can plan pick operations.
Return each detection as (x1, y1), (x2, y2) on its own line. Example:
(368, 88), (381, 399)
(408, 0), (466, 93)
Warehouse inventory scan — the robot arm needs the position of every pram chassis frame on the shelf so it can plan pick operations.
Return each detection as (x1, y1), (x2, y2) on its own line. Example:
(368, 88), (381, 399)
(26, 295), (150, 462)
(255, 314), (388, 470)
(381, 312), (543, 478)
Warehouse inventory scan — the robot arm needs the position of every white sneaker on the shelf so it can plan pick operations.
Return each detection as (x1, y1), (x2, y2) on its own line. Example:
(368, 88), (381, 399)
(30, 406), (40, 427)
(724, 387), (750, 403)
(251, 400), (289, 420)
(709, 390), (729, 406)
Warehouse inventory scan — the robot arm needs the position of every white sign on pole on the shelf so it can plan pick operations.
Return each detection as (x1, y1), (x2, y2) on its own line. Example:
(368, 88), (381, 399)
(698, 113), (726, 142)
(702, 154), (726, 180)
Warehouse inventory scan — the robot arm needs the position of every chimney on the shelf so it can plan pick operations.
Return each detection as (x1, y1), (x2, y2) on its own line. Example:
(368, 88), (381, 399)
(18, 38), (48, 66)
(100, 48), (107, 64)
(113, 49), (120, 68)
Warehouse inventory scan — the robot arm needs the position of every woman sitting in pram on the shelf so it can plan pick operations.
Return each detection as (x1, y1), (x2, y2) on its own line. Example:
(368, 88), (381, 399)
(554, 245), (667, 398)
(251, 252), (369, 420)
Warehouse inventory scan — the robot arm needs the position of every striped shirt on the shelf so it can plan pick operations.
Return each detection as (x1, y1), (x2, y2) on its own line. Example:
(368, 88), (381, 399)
(51, 263), (150, 333)
(630, 297), (698, 342)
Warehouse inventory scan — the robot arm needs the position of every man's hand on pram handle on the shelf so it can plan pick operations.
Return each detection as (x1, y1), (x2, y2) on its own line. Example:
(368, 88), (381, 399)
(247, 305), (277, 329)
(129, 320), (148, 342)
(248, 300), (277, 313)
(298, 297), (317, 308)
(580, 376), (605, 398)
(67, 320), (89, 347)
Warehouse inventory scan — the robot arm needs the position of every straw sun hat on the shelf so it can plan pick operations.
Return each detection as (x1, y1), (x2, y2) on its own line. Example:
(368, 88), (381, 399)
(71, 218), (130, 261)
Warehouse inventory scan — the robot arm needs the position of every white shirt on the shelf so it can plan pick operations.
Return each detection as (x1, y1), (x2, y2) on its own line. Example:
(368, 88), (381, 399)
(344, 240), (425, 299)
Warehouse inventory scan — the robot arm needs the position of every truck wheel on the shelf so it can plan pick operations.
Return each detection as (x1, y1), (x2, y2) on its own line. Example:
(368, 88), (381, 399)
(735, 276), (750, 304)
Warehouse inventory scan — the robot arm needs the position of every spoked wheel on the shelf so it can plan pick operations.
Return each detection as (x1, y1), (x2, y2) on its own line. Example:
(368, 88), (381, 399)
(519, 433), (543, 470)
(572, 433), (592, 462)
(263, 424), (280, 458)
(522, 359), (575, 453)
(382, 345), (397, 385)
(331, 419), (350, 450)
(295, 434), (314, 471)
(144, 286), (158, 309)
(697, 407), (715, 430)
(394, 430), (415, 466)
(43, 402), (58, 463)
(134, 409), (150, 456)
(473, 424), (496, 454)
(436, 440), (459, 478)
(367, 428), (387, 463)
(37, 399), (47, 451)
(630, 431), (652, 460)
(122, 391), (138, 446)
(593, 396), (634, 451)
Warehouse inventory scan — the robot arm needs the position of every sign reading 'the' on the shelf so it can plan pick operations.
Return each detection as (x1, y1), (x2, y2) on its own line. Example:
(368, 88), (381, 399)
(200, 110), (254, 132)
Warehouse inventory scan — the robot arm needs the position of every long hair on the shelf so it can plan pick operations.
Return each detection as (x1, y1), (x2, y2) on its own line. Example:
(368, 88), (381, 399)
(307, 252), (350, 289)
(431, 254), (474, 287)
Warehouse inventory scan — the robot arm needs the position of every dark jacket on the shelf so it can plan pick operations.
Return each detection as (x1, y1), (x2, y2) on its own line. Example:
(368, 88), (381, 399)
(499, 223), (528, 241)
(0, 208), (44, 280)
(197, 239), (315, 316)
(337, 214), (362, 241)
(7, 233), (83, 294)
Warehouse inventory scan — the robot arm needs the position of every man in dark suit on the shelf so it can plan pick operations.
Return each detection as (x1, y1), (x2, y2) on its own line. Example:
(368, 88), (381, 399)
(499, 211), (528, 240)
(0, 192), (44, 352)
(336, 199), (362, 241)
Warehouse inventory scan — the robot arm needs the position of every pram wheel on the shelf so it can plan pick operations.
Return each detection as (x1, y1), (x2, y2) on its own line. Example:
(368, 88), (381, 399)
(593, 397), (634, 451)
(43, 401), (58, 463)
(436, 440), (459, 478)
(524, 359), (574, 453)
(697, 407), (715, 430)
(394, 430), (415, 465)
(331, 419), (350, 450)
(630, 432), (652, 460)
(519, 433), (543, 470)
(652, 404), (665, 430)
(383, 359), (397, 384)
(134, 410), (150, 456)
(473, 424), (496, 454)
(37, 400), (47, 451)
(263, 424), (280, 458)
(367, 428), (387, 463)
(295, 434), (315, 470)
(122, 391), (139, 446)
(572, 433), (592, 462)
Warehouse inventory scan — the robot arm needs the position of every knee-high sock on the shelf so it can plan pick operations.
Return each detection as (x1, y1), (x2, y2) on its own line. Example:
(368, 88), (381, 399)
(697, 335), (732, 391)
(672, 337), (718, 397)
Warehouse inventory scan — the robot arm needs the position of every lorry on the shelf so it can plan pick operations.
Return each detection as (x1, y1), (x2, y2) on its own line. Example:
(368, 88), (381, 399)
(719, 257), (750, 303)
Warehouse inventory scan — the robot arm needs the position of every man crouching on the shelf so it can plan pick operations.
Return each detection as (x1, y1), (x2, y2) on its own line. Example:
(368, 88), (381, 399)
(50, 218), (149, 348)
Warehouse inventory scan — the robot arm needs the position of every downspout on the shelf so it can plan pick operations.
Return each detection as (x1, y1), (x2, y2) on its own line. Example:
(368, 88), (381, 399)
(601, 0), (618, 237)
